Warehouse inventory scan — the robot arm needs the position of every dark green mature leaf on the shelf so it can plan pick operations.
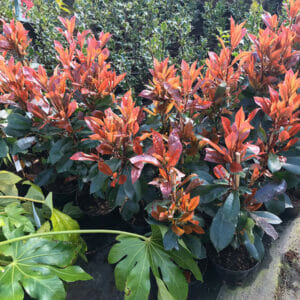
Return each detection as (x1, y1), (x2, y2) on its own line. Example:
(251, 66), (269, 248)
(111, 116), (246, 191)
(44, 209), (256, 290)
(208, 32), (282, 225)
(210, 192), (240, 251)
(108, 225), (202, 300)
(0, 139), (8, 158)
(34, 169), (56, 187)
(268, 153), (282, 173)
(163, 228), (179, 251)
(192, 185), (228, 203)
(90, 172), (107, 194)
(264, 193), (287, 215)
(283, 156), (300, 175)
(243, 231), (264, 261)
(213, 82), (226, 100)
(182, 235), (206, 259)
(4, 113), (32, 137)
(48, 138), (73, 164)
(0, 238), (91, 300)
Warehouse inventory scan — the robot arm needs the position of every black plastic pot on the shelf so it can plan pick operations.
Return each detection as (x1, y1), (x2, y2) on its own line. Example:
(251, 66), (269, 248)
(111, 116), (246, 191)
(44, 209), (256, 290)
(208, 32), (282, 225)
(211, 258), (261, 285)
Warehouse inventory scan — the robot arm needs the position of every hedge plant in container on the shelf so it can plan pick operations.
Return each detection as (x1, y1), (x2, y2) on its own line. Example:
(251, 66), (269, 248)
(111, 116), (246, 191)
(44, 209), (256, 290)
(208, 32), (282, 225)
(0, 16), (126, 194)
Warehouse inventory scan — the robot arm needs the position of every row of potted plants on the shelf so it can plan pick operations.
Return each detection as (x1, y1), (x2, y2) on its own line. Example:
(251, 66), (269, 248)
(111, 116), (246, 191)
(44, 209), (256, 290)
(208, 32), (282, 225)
(0, 0), (299, 299)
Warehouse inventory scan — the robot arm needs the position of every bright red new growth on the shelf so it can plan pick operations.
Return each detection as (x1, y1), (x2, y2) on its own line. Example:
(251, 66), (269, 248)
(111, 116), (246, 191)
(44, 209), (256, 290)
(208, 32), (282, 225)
(71, 90), (141, 184)
(152, 193), (204, 236)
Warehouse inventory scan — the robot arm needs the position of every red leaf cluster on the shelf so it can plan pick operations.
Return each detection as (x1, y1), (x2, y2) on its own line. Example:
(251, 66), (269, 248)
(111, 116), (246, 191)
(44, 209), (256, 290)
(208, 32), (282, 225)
(244, 8), (300, 91)
(0, 19), (30, 57)
(54, 16), (126, 110)
(71, 90), (141, 184)
(130, 129), (183, 194)
(202, 107), (260, 176)
(152, 193), (204, 236)
(140, 58), (209, 117)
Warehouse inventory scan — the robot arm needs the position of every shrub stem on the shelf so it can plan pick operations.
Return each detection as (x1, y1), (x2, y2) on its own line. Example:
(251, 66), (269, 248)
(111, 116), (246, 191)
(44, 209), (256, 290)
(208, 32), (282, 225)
(0, 195), (45, 204)
(0, 229), (149, 247)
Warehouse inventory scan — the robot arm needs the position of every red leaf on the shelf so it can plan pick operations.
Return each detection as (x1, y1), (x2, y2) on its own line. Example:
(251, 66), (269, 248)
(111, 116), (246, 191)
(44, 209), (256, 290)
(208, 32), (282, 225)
(152, 130), (165, 156)
(96, 144), (113, 155)
(98, 161), (113, 176)
(167, 130), (182, 167)
(118, 175), (127, 184)
(188, 196), (200, 211)
(213, 165), (228, 179)
(67, 101), (77, 118)
(130, 154), (161, 167)
(279, 130), (290, 142)
(70, 152), (98, 161)
(131, 162), (144, 183)
(230, 162), (243, 173)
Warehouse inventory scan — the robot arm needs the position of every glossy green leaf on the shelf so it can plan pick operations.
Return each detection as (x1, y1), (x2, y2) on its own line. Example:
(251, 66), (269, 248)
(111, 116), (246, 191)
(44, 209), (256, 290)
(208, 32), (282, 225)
(283, 156), (300, 175)
(193, 185), (228, 203)
(210, 191), (240, 251)
(0, 139), (8, 158)
(243, 230), (265, 261)
(38, 208), (80, 243)
(251, 211), (282, 224)
(0, 202), (35, 239)
(4, 113), (31, 137)
(182, 235), (206, 259)
(0, 171), (22, 198)
(108, 225), (201, 300)
(0, 238), (91, 300)
(163, 228), (179, 251)
(156, 277), (175, 300)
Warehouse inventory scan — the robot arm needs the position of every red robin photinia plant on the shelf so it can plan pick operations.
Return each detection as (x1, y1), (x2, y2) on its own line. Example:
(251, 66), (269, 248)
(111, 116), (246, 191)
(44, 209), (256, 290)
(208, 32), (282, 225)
(0, 2), (299, 299)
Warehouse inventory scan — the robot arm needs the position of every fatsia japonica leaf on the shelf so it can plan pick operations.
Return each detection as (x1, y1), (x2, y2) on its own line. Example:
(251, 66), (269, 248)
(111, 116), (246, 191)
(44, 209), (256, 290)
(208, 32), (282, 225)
(0, 202), (35, 239)
(37, 208), (87, 259)
(210, 191), (240, 252)
(0, 171), (22, 200)
(108, 225), (202, 300)
(0, 238), (92, 300)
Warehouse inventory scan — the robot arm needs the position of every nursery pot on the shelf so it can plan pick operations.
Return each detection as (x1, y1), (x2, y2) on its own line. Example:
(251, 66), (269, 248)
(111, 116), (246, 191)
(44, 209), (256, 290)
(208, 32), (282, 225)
(211, 257), (261, 285)
(209, 245), (262, 285)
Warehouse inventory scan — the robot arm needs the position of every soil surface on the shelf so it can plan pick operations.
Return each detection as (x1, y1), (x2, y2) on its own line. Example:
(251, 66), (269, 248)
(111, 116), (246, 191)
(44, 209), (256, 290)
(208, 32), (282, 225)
(209, 245), (257, 271)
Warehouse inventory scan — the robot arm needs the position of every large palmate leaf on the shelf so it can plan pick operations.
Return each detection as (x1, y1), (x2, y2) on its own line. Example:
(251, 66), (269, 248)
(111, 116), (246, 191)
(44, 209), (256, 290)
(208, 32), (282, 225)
(108, 225), (202, 300)
(0, 238), (92, 300)
(210, 191), (240, 252)
(0, 202), (35, 239)
(0, 171), (22, 200)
